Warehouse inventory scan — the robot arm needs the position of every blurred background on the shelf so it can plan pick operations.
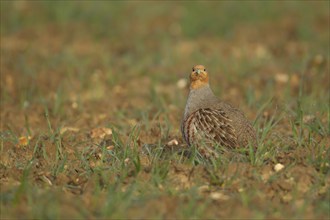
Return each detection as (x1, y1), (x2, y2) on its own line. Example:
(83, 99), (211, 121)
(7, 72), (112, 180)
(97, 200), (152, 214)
(1, 1), (328, 132)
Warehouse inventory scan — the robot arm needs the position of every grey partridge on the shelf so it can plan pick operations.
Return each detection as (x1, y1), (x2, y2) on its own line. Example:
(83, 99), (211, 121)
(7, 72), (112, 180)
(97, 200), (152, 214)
(181, 65), (257, 156)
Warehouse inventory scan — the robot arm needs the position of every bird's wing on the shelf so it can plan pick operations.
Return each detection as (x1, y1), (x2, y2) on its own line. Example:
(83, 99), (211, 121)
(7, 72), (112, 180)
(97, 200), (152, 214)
(183, 108), (238, 148)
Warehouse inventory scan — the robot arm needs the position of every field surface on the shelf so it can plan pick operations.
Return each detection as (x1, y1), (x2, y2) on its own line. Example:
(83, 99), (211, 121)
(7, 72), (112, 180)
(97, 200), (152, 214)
(1, 1), (329, 219)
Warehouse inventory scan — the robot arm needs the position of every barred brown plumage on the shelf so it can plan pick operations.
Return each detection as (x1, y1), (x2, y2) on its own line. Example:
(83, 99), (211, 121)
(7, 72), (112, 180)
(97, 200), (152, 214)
(181, 65), (257, 156)
(182, 108), (237, 148)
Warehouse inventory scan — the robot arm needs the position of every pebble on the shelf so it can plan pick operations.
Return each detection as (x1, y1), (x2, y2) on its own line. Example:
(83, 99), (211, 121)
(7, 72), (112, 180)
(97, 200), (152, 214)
(177, 78), (188, 89)
(210, 192), (230, 201)
(167, 139), (179, 146)
(274, 163), (285, 172)
(274, 73), (289, 84)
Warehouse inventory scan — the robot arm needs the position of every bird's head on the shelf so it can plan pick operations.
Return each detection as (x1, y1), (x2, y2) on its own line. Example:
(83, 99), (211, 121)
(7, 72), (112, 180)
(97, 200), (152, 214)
(190, 65), (209, 89)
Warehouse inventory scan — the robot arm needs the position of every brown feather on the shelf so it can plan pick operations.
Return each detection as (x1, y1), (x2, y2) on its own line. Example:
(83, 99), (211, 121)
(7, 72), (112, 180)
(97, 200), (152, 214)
(182, 108), (238, 148)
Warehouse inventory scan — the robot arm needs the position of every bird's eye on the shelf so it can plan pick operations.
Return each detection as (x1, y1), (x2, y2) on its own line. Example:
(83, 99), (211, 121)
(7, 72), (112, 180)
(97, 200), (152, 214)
(204, 68), (206, 71)
(192, 68), (195, 72)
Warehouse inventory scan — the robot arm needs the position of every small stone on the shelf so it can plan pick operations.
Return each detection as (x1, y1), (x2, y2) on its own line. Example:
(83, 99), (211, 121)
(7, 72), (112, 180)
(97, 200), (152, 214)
(60, 127), (79, 135)
(103, 128), (112, 135)
(274, 163), (285, 172)
(90, 127), (112, 139)
(210, 192), (230, 201)
(167, 139), (179, 146)
(124, 158), (130, 165)
(255, 44), (269, 59)
(274, 73), (289, 84)
(262, 111), (270, 119)
(177, 78), (188, 89)
(71, 102), (78, 109)
(107, 145), (115, 150)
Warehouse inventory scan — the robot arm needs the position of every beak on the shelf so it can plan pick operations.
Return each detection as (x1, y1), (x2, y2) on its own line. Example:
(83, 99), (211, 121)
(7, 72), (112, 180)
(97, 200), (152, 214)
(196, 69), (201, 74)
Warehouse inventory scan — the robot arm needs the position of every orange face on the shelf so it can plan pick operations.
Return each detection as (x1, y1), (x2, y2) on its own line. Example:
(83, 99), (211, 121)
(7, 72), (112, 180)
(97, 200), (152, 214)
(190, 65), (209, 89)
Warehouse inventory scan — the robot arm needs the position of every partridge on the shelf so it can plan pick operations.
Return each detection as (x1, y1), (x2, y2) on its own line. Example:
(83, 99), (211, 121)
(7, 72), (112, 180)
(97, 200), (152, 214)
(181, 65), (257, 156)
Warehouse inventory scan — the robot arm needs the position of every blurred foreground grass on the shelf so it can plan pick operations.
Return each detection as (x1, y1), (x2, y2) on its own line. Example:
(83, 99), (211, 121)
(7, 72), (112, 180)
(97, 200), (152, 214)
(1, 1), (329, 219)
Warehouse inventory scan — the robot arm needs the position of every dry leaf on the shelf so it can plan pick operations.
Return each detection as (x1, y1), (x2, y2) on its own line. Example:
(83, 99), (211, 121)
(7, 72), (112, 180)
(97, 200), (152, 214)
(90, 127), (112, 139)
(60, 127), (79, 135)
(107, 145), (115, 150)
(17, 136), (32, 147)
